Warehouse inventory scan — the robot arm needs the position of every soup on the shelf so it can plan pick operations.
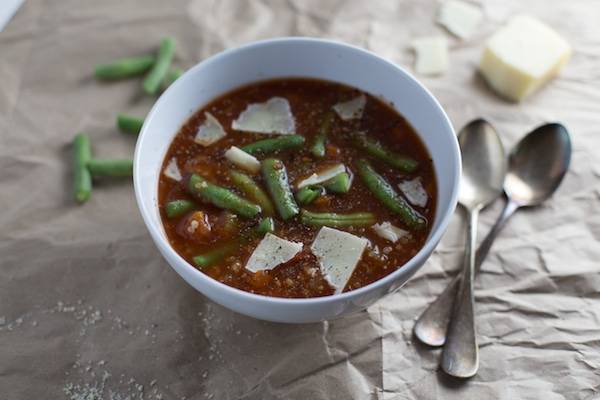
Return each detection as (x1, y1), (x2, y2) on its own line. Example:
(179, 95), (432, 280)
(158, 78), (437, 298)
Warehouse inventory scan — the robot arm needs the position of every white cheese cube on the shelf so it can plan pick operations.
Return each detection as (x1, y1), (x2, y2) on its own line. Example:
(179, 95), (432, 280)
(224, 146), (261, 174)
(437, 0), (483, 39)
(245, 233), (303, 272)
(479, 15), (571, 102)
(412, 37), (449, 75)
(310, 227), (368, 294)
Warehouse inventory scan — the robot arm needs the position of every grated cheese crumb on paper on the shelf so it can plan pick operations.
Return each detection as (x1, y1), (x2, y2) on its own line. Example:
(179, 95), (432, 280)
(412, 36), (449, 75)
(437, 0), (484, 39)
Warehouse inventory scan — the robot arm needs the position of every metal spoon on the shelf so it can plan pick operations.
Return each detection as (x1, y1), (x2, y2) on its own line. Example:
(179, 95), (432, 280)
(414, 122), (572, 348)
(440, 119), (507, 378)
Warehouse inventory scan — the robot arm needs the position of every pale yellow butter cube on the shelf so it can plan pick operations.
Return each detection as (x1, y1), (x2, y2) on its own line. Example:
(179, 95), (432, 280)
(479, 15), (571, 102)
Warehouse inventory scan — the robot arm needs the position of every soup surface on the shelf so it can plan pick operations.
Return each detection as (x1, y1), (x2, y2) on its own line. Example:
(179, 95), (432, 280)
(158, 78), (437, 298)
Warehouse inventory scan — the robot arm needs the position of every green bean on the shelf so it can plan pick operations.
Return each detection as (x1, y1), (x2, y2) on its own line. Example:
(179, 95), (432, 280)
(87, 159), (133, 177)
(188, 174), (261, 218)
(356, 159), (426, 230)
(261, 159), (299, 220)
(241, 135), (305, 156)
(161, 67), (184, 90)
(117, 114), (144, 135)
(295, 186), (322, 205)
(351, 132), (418, 173)
(300, 210), (376, 228)
(72, 134), (92, 204)
(310, 111), (334, 158)
(165, 200), (194, 218)
(143, 37), (176, 95)
(193, 242), (237, 268)
(229, 170), (275, 216)
(94, 55), (155, 80)
(255, 217), (275, 235)
(322, 172), (351, 194)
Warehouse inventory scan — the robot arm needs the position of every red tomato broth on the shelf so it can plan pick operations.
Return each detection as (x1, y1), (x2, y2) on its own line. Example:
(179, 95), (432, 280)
(158, 78), (437, 298)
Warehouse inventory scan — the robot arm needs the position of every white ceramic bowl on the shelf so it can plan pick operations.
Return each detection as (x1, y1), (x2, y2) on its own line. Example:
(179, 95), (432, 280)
(134, 37), (460, 323)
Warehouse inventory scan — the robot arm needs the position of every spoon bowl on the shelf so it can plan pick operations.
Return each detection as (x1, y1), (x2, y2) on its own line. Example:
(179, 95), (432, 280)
(505, 123), (571, 206)
(459, 119), (507, 210)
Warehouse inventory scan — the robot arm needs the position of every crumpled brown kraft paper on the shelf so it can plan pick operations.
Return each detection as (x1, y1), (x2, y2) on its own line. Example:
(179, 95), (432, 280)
(0, 0), (599, 399)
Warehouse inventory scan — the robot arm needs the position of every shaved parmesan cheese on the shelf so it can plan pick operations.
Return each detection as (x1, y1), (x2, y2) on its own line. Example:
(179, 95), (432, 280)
(399, 177), (428, 207)
(195, 112), (226, 146)
(164, 157), (182, 181)
(245, 233), (303, 272)
(224, 146), (260, 174)
(232, 97), (295, 135)
(480, 15), (571, 102)
(372, 222), (409, 243)
(297, 164), (346, 189)
(332, 95), (366, 121)
(437, 0), (483, 39)
(412, 37), (448, 75)
(310, 227), (368, 294)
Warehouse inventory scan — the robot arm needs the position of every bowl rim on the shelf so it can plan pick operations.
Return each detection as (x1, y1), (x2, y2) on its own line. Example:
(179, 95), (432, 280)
(134, 36), (461, 306)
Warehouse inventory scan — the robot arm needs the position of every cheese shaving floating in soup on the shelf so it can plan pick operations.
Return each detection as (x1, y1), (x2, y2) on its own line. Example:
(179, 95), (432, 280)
(412, 37), (449, 75)
(232, 97), (296, 135)
(163, 157), (182, 181)
(194, 112), (227, 146)
(437, 0), (483, 39)
(310, 227), (368, 294)
(372, 222), (410, 243)
(224, 146), (261, 174)
(297, 164), (347, 189)
(332, 95), (366, 121)
(398, 177), (428, 207)
(245, 233), (303, 273)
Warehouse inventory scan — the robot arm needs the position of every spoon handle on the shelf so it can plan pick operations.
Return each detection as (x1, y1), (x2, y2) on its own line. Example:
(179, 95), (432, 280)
(413, 197), (519, 347)
(441, 208), (479, 378)
(474, 198), (519, 274)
